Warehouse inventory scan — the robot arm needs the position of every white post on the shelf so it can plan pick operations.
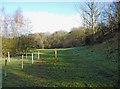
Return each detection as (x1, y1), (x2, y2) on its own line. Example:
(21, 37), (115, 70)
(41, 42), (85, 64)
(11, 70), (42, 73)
(38, 51), (39, 60)
(8, 52), (10, 62)
(32, 53), (33, 64)
(22, 55), (23, 69)
(54, 48), (58, 63)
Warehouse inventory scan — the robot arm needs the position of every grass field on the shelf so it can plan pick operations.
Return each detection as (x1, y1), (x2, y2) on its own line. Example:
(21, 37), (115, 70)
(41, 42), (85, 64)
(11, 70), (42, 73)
(2, 39), (119, 87)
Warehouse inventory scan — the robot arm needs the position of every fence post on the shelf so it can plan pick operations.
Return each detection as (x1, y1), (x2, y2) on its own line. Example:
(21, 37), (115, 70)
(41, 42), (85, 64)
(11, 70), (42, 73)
(8, 52), (10, 62)
(5, 59), (7, 77)
(32, 53), (33, 64)
(38, 51), (39, 60)
(22, 55), (23, 69)
(54, 48), (58, 63)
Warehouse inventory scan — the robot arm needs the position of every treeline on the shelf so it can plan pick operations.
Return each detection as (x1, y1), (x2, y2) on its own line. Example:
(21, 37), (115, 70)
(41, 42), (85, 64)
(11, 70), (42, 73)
(2, 27), (86, 57)
(28, 27), (86, 49)
(1, 1), (120, 57)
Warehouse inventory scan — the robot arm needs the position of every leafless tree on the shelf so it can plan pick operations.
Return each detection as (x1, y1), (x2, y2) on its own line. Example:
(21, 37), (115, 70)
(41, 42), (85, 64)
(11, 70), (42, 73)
(77, 0), (104, 43)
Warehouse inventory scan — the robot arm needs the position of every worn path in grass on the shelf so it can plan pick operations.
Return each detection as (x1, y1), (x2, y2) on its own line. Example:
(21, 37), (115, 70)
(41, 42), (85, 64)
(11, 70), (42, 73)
(2, 39), (118, 87)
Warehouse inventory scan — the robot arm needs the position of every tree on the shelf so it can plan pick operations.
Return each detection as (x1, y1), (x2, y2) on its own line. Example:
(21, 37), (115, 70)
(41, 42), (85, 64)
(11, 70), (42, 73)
(50, 31), (68, 48)
(2, 8), (33, 56)
(78, 0), (104, 44)
(17, 35), (34, 54)
(112, 1), (120, 32)
(63, 27), (85, 47)
(13, 8), (32, 54)
(30, 33), (45, 49)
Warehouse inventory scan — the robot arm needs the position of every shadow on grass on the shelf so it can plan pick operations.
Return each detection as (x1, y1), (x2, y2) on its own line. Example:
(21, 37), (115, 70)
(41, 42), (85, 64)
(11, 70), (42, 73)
(2, 45), (119, 87)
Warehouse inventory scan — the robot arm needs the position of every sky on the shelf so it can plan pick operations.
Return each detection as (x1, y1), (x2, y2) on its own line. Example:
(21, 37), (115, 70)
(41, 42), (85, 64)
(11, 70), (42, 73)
(1, 0), (116, 33)
(1, 2), (83, 33)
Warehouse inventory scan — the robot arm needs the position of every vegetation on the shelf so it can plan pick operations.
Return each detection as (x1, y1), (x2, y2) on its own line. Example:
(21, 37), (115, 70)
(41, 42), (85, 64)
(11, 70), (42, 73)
(1, 2), (120, 57)
(1, 1), (119, 88)
(2, 36), (118, 87)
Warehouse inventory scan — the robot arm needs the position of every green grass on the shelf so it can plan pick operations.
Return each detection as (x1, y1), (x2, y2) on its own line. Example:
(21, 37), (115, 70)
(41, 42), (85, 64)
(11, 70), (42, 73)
(2, 41), (118, 87)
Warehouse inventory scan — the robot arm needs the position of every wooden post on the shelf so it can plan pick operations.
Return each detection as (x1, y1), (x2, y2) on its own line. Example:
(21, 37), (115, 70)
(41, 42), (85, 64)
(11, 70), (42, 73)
(5, 59), (7, 77)
(8, 52), (10, 62)
(54, 48), (58, 63)
(38, 51), (39, 60)
(22, 55), (23, 69)
(32, 53), (33, 64)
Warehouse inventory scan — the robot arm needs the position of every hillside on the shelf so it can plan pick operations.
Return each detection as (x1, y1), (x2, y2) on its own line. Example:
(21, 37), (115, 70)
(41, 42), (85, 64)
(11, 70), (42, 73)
(2, 33), (119, 87)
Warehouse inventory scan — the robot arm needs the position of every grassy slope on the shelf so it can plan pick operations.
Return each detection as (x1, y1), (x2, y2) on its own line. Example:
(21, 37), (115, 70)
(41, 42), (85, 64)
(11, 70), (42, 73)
(2, 36), (118, 87)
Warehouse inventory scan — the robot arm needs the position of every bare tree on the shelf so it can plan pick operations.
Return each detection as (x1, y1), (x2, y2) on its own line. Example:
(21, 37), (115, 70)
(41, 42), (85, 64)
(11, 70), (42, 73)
(103, 1), (120, 33)
(13, 8), (33, 54)
(1, 8), (33, 56)
(78, 0), (104, 43)
(114, 1), (120, 31)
